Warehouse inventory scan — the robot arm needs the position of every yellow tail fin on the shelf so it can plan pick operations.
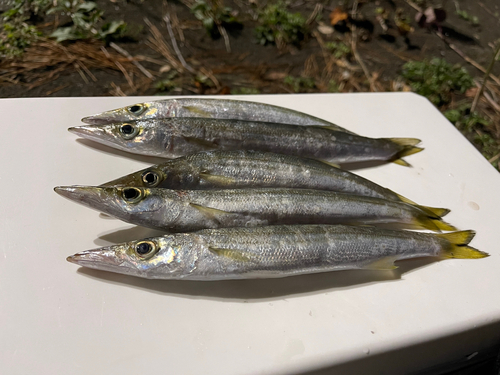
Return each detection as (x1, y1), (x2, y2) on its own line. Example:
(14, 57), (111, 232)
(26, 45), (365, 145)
(395, 194), (451, 218)
(413, 216), (457, 232)
(437, 230), (489, 259)
(386, 138), (423, 167)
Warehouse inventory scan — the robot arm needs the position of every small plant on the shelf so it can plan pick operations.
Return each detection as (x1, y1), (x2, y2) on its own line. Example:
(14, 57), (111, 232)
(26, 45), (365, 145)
(190, 0), (240, 38)
(0, 21), (40, 57)
(154, 71), (179, 93)
(325, 41), (351, 59)
(232, 87), (261, 95)
(0, 0), (51, 57)
(284, 75), (315, 93)
(401, 58), (473, 106)
(327, 80), (340, 93)
(48, 1), (127, 42)
(454, 2), (479, 26)
(255, 2), (308, 49)
(445, 105), (499, 168)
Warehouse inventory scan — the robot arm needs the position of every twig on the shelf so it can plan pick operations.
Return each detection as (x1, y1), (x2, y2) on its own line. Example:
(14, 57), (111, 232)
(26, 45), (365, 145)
(350, 1), (377, 91)
(200, 66), (220, 90)
(109, 42), (154, 79)
(110, 82), (126, 96)
(216, 24), (232, 53)
(144, 17), (182, 71)
(306, 3), (323, 27)
(478, 1), (500, 23)
(404, 0), (421, 12)
(163, 8), (196, 74)
(77, 61), (97, 82)
(471, 42), (500, 112)
(489, 152), (500, 163)
(73, 62), (89, 84)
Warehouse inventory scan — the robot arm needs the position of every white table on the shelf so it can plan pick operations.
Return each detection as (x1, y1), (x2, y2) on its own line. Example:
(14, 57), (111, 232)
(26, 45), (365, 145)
(1, 94), (499, 374)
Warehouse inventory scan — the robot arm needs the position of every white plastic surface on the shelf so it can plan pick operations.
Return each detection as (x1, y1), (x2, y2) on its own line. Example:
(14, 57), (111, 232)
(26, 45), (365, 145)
(1, 93), (500, 375)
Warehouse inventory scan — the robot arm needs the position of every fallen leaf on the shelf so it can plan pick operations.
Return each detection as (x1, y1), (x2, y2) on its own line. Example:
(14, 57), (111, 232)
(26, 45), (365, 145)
(465, 87), (478, 97)
(159, 65), (172, 73)
(330, 7), (349, 26)
(265, 71), (288, 80)
(317, 24), (334, 35)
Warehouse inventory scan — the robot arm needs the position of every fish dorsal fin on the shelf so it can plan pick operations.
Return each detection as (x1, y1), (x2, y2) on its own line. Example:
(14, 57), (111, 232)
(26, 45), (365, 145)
(208, 247), (252, 262)
(364, 256), (399, 270)
(182, 105), (212, 117)
(199, 172), (237, 185)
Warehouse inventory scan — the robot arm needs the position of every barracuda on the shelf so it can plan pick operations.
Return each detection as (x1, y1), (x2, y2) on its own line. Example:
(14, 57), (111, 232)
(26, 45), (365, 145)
(66, 225), (488, 280)
(99, 151), (443, 216)
(81, 98), (353, 133)
(54, 186), (455, 232)
(69, 118), (422, 165)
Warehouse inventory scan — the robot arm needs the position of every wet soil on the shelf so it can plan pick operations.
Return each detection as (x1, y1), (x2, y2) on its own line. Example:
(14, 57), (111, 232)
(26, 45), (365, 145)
(1, 0), (499, 98)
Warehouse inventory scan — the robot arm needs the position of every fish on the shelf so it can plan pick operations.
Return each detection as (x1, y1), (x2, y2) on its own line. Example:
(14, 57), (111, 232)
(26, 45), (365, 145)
(100, 151), (443, 215)
(66, 225), (488, 280)
(54, 186), (455, 232)
(80, 98), (353, 133)
(68, 118), (422, 165)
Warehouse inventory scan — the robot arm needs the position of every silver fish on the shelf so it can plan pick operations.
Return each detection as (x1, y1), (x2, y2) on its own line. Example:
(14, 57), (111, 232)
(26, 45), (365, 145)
(66, 225), (487, 280)
(68, 118), (422, 165)
(81, 98), (353, 133)
(54, 186), (456, 232)
(100, 151), (445, 217)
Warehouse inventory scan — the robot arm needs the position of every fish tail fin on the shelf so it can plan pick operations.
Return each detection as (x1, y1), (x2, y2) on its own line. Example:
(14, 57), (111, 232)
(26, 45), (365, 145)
(385, 138), (423, 167)
(437, 230), (489, 259)
(412, 215), (457, 232)
(419, 206), (450, 218)
(396, 193), (451, 218)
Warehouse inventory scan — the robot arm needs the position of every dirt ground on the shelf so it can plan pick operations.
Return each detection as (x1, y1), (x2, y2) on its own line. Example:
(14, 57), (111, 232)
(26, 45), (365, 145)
(1, 0), (499, 97)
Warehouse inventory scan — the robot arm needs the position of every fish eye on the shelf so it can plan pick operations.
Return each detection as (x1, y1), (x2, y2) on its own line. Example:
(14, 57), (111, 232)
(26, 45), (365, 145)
(135, 241), (157, 258)
(122, 187), (143, 203)
(127, 104), (146, 115)
(141, 170), (160, 187)
(119, 123), (139, 139)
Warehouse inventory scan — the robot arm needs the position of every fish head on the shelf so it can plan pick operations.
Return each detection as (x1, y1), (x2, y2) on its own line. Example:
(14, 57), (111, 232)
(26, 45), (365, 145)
(54, 186), (182, 229)
(101, 159), (199, 190)
(100, 165), (168, 188)
(81, 102), (163, 124)
(68, 120), (163, 156)
(67, 235), (188, 279)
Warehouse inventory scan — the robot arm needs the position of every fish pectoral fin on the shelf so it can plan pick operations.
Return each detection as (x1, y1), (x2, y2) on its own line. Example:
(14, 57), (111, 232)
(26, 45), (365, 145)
(190, 203), (234, 219)
(183, 136), (219, 150)
(364, 256), (399, 270)
(208, 247), (253, 262)
(190, 203), (266, 227)
(182, 105), (212, 117)
(199, 171), (237, 185)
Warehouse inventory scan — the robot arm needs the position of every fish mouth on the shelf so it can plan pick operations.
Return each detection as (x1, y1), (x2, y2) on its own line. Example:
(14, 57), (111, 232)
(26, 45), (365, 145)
(81, 111), (118, 125)
(68, 124), (120, 149)
(54, 186), (119, 215)
(67, 248), (136, 276)
(68, 124), (105, 139)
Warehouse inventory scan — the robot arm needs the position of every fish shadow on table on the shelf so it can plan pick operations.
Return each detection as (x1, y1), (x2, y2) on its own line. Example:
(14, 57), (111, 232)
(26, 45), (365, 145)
(81, 223), (438, 301)
(76, 138), (167, 165)
(76, 258), (436, 301)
